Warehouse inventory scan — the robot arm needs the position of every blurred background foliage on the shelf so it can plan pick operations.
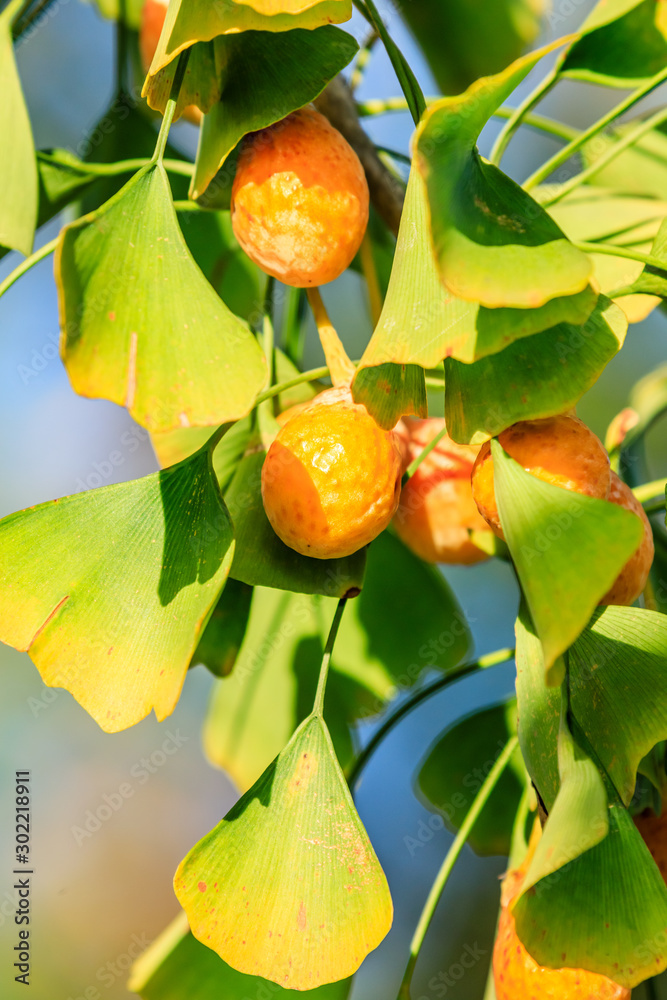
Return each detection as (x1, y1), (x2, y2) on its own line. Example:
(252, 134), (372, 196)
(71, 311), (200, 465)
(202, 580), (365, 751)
(1, 0), (667, 997)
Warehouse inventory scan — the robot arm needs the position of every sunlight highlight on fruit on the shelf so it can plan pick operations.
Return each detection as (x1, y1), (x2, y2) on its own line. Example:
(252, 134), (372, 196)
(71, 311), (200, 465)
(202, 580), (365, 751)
(393, 417), (492, 564)
(231, 107), (369, 287)
(471, 414), (611, 538)
(261, 386), (402, 559)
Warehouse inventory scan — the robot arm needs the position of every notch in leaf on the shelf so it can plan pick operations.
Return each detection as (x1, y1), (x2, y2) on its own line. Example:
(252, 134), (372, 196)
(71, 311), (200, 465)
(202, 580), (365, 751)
(414, 41), (592, 309)
(492, 440), (643, 674)
(175, 714), (393, 989)
(0, 446), (234, 732)
(55, 162), (266, 433)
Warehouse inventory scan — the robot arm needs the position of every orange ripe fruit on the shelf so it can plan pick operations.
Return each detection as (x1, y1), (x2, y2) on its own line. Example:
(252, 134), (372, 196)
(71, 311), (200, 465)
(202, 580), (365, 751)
(231, 107), (369, 287)
(392, 418), (492, 565)
(261, 387), (402, 559)
(471, 414), (611, 538)
(635, 808), (667, 883)
(494, 859), (630, 1000)
(139, 0), (202, 125)
(599, 472), (653, 605)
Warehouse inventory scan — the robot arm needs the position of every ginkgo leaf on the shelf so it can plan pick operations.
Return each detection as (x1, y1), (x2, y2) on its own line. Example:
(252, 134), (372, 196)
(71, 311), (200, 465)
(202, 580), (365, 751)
(55, 163), (266, 433)
(128, 910), (352, 999)
(492, 441), (643, 672)
(143, 0), (351, 117)
(444, 296), (627, 445)
(561, 0), (667, 86)
(414, 41), (592, 309)
(189, 26), (358, 198)
(192, 578), (253, 678)
(354, 168), (597, 376)
(0, 448), (233, 732)
(0, 13), (37, 256)
(175, 714), (393, 989)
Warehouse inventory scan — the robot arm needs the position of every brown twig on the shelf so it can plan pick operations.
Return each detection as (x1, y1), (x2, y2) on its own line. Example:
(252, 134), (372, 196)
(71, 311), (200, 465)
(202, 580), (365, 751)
(314, 75), (405, 236)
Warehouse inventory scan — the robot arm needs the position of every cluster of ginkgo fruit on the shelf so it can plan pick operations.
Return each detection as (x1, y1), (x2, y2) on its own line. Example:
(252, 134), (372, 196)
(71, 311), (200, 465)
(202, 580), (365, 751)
(141, 6), (659, 994)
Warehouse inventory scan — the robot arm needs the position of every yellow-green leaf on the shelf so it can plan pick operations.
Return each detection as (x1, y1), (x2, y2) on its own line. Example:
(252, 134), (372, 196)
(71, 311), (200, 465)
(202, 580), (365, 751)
(0, 448), (233, 732)
(493, 441), (643, 672)
(175, 714), (392, 989)
(128, 910), (352, 1000)
(56, 163), (266, 432)
(414, 41), (592, 309)
(0, 14), (37, 256)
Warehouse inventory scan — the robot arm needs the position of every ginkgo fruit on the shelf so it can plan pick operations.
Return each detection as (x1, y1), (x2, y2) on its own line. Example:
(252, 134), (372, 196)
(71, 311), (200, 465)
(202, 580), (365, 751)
(392, 418), (492, 564)
(494, 845), (630, 1000)
(139, 0), (202, 125)
(231, 107), (369, 287)
(599, 472), (653, 605)
(261, 386), (402, 559)
(471, 414), (611, 538)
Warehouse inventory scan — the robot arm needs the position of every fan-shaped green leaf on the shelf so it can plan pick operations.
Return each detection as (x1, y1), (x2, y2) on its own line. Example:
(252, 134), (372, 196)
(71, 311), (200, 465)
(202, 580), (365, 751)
(0, 14), (37, 256)
(514, 786), (667, 987)
(203, 587), (371, 789)
(189, 27), (358, 199)
(192, 578), (253, 678)
(515, 605), (561, 810)
(444, 296), (627, 445)
(416, 701), (524, 856)
(0, 448), (233, 732)
(204, 531), (470, 789)
(128, 911), (352, 1000)
(56, 163), (266, 433)
(561, 0), (667, 86)
(143, 0), (351, 118)
(414, 42), (592, 309)
(175, 714), (392, 989)
(492, 441), (643, 672)
(570, 606), (667, 805)
(546, 186), (667, 320)
(354, 169), (597, 388)
(399, 0), (548, 96)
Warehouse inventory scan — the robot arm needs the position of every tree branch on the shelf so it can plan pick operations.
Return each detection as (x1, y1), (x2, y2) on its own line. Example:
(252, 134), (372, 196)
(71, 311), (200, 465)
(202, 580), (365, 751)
(315, 75), (405, 236)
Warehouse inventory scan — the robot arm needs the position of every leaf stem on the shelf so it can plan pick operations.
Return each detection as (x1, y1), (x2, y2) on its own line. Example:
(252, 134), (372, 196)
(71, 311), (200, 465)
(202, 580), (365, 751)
(396, 735), (519, 1000)
(352, 0), (426, 125)
(523, 65), (667, 190)
(306, 287), (356, 387)
(358, 98), (580, 143)
(633, 479), (667, 505)
(541, 104), (667, 207)
(350, 27), (379, 94)
(253, 365), (331, 406)
(347, 648), (515, 787)
(313, 598), (348, 718)
(570, 240), (667, 273)
(152, 50), (190, 164)
(4, 0), (28, 28)
(405, 424), (449, 480)
(0, 236), (57, 299)
(489, 65), (559, 166)
(79, 157), (194, 178)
